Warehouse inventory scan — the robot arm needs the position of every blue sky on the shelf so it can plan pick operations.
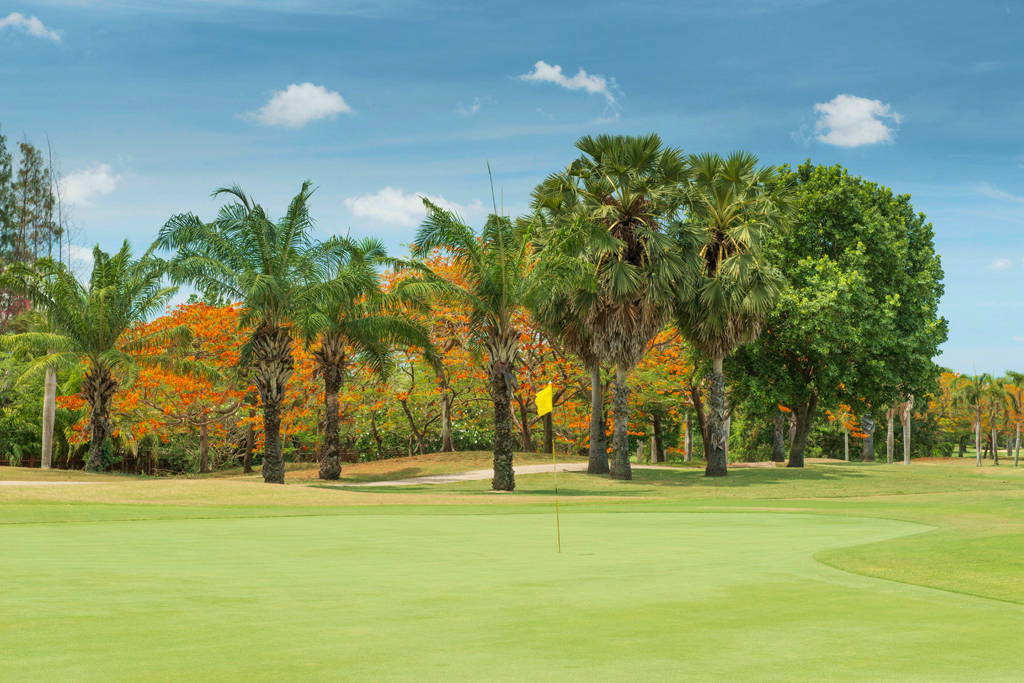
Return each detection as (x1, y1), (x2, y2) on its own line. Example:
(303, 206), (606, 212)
(1, 0), (1022, 373)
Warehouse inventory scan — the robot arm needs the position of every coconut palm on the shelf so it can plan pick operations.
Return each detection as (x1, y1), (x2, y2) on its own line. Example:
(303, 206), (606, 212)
(0, 243), (182, 471)
(409, 200), (534, 491)
(295, 236), (433, 480)
(673, 152), (792, 476)
(984, 376), (1009, 466)
(530, 134), (690, 479)
(157, 182), (337, 484)
(954, 373), (987, 467)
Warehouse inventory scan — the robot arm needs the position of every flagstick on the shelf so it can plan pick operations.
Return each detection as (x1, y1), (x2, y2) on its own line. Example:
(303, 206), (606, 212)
(552, 425), (561, 554)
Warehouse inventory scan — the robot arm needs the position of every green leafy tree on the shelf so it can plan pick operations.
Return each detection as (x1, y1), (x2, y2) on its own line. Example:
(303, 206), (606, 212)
(157, 182), (336, 484)
(531, 133), (689, 479)
(0, 243), (181, 471)
(731, 162), (947, 467)
(673, 152), (791, 477)
(295, 237), (433, 480)
(410, 200), (534, 491)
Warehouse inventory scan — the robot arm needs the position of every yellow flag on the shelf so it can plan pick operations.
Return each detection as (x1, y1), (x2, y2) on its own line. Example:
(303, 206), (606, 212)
(535, 383), (553, 417)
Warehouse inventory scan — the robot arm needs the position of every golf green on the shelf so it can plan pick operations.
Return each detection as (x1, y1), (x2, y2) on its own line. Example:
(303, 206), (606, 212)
(2, 508), (1021, 681)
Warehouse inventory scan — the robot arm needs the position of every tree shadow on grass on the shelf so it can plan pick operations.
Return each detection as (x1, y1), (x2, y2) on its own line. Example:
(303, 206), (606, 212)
(627, 465), (870, 487)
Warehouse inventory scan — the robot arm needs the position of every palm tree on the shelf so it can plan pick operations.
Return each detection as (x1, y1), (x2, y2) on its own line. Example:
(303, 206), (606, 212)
(984, 376), (1009, 466)
(673, 152), (792, 476)
(1005, 371), (1024, 466)
(157, 182), (337, 484)
(0, 243), (181, 471)
(295, 237), (433, 480)
(954, 373), (986, 467)
(531, 134), (690, 479)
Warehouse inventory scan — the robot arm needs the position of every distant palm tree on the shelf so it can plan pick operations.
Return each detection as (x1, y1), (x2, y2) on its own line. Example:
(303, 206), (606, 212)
(954, 373), (987, 467)
(0, 243), (182, 471)
(673, 152), (793, 476)
(157, 182), (337, 484)
(984, 376), (1010, 466)
(295, 237), (433, 480)
(531, 134), (689, 479)
(409, 200), (535, 491)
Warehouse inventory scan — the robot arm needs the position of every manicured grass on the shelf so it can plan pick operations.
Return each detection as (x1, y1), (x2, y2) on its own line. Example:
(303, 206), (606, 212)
(2, 458), (1023, 681)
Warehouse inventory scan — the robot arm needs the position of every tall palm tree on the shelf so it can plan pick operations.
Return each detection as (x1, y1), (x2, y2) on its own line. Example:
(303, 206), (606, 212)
(409, 200), (534, 491)
(673, 152), (792, 476)
(157, 182), (337, 484)
(531, 134), (690, 479)
(0, 243), (181, 471)
(954, 373), (986, 467)
(984, 376), (1009, 466)
(295, 237), (433, 480)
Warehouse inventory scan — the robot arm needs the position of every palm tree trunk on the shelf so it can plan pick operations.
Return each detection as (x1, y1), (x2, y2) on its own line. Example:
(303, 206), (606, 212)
(587, 365), (609, 473)
(1015, 424), (1020, 467)
(40, 363), (56, 469)
(771, 413), (786, 463)
(490, 361), (516, 491)
(787, 395), (817, 468)
(901, 400), (912, 465)
(705, 355), (727, 477)
(243, 415), (255, 474)
(82, 365), (117, 472)
(610, 366), (633, 480)
(844, 428), (849, 461)
(975, 414), (982, 467)
(440, 390), (454, 452)
(320, 372), (343, 480)
(683, 413), (692, 463)
(992, 426), (999, 466)
(253, 324), (294, 484)
(885, 406), (896, 464)
(518, 403), (535, 452)
(199, 421), (210, 474)
(860, 415), (876, 462)
(652, 412), (665, 463)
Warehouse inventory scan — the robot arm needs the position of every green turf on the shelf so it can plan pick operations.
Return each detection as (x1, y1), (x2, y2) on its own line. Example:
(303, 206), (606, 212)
(3, 460), (1024, 681)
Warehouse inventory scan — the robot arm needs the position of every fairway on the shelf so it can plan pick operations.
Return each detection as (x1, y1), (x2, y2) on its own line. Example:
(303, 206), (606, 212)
(2, 483), (1023, 681)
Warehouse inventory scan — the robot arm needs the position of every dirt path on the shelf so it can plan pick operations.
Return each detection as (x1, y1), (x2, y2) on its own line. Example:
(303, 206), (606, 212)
(0, 481), (95, 486)
(344, 462), (684, 487)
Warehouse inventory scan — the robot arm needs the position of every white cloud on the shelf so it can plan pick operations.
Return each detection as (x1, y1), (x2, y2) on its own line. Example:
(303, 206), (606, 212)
(343, 187), (483, 227)
(518, 60), (616, 104)
(0, 12), (61, 42)
(990, 258), (1013, 271)
(59, 164), (121, 206)
(246, 82), (352, 127)
(456, 97), (482, 116)
(813, 94), (902, 147)
(67, 244), (95, 281)
(978, 183), (1024, 204)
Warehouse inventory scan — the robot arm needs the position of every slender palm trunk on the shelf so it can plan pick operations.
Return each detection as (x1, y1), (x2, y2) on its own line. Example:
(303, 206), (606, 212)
(787, 395), (817, 468)
(886, 406), (896, 464)
(199, 421), (210, 474)
(490, 360), (516, 491)
(243, 413), (255, 474)
(992, 425), (999, 466)
(439, 389), (454, 452)
(975, 413), (982, 467)
(1015, 424), (1020, 467)
(82, 364), (117, 472)
(610, 366), (633, 480)
(771, 413), (786, 463)
(683, 413), (692, 463)
(902, 400), (912, 465)
(40, 363), (56, 469)
(315, 333), (347, 481)
(253, 324), (294, 484)
(587, 365), (609, 473)
(705, 355), (727, 477)
(844, 428), (850, 461)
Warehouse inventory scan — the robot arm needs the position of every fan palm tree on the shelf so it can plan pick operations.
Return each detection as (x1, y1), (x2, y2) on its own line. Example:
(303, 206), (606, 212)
(295, 236), (433, 480)
(984, 376), (1009, 466)
(673, 152), (792, 476)
(954, 373), (987, 467)
(409, 200), (534, 491)
(0, 242), (182, 471)
(530, 134), (690, 479)
(157, 182), (338, 484)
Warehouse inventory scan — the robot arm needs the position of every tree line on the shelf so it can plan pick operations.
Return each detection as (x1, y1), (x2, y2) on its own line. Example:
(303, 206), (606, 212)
(0, 134), (949, 488)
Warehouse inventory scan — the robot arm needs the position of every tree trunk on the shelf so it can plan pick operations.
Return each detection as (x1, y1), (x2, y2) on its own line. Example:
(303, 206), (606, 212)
(992, 426), (999, 466)
(490, 361), (516, 491)
(199, 421), (210, 474)
(610, 366), (632, 480)
(901, 399), (913, 465)
(860, 415), (876, 462)
(684, 413), (692, 463)
(771, 413), (786, 463)
(885, 405), (896, 464)
(705, 356), (727, 477)
(440, 390), (454, 452)
(689, 382), (710, 461)
(252, 324), (294, 484)
(82, 365), (117, 472)
(243, 417), (254, 474)
(652, 412), (665, 463)
(1015, 424), (1020, 467)
(319, 371), (343, 480)
(518, 403), (535, 452)
(787, 395), (817, 468)
(543, 413), (554, 454)
(40, 363), (56, 469)
(844, 428), (849, 461)
(957, 434), (966, 458)
(724, 415), (731, 464)
(587, 365), (609, 474)
(975, 414), (982, 467)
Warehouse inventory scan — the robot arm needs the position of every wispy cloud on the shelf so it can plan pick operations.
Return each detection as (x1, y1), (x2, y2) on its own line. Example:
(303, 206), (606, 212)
(455, 97), (483, 117)
(59, 164), (121, 206)
(245, 82), (353, 127)
(343, 187), (483, 228)
(0, 12), (61, 42)
(977, 183), (1024, 204)
(990, 257), (1013, 271)
(518, 60), (618, 105)
(813, 94), (902, 147)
